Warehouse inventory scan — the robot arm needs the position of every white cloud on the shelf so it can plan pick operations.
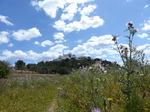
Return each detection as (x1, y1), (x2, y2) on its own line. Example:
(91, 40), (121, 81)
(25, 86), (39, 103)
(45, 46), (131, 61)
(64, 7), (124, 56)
(137, 33), (148, 38)
(0, 31), (9, 44)
(27, 50), (41, 60)
(0, 15), (14, 26)
(34, 40), (54, 47)
(34, 41), (40, 45)
(0, 44), (68, 61)
(1, 50), (28, 60)
(53, 32), (64, 40)
(8, 43), (14, 47)
(49, 44), (68, 53)
(137, 44), (150, 51)
(77, 39), (83, 43)
(31, 0), (65, 18)
(80, 4), (96, 16)
(53, 32), (66, 43)
(71, 35), (115, 55)
(31, 0), (95, 19)
(144, 5), (149, 8)
(12, 27), (42, 41)
(65, 0), (93, 4)
(53, 16), (104, 32)
(141, 18), (150, 31)
(61, 3), (78, 21)
(41, 40), (54, 47)
(126, 0), (132, 2)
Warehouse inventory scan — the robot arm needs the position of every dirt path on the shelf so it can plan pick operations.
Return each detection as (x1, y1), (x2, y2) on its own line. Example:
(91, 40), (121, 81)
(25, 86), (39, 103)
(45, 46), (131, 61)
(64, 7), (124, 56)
(47, 99), (57, 112)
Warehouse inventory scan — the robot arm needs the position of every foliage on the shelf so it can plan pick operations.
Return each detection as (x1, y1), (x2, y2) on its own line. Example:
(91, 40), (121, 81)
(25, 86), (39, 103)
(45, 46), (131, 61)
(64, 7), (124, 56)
(24, 57), (115, 75)
(15, 60), (26, 70)
(0, 61), (10, 78)
(112, 21), (149, 111)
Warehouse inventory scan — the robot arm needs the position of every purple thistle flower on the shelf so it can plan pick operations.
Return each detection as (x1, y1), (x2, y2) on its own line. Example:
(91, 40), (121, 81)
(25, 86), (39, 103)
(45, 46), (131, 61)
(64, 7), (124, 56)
(92, 108), (101, 112)
(134, 29), (138, 33)
(126, 21), (133, 26)
(57, 87), (62, 90)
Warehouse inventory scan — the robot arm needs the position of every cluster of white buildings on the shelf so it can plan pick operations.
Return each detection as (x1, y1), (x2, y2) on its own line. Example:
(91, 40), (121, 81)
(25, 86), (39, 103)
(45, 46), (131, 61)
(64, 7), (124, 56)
(53, 54), (90, 61)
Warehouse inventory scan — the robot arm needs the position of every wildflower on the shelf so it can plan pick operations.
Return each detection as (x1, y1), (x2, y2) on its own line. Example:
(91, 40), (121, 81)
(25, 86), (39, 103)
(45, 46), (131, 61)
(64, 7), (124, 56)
(107, 98), (113, 101)
(140, 74), (144, 76)
(103, 70), (107, 74)
(92, 108), (101, 112)
(94, 87), (98, 90)
(134, 29), (138, 33)
(126, 21), (133, 27)
(96, 78), (100, 81)
(89, 66), (93, 70)
(112, 35), (118, 41)
(57, 87), (62, 90)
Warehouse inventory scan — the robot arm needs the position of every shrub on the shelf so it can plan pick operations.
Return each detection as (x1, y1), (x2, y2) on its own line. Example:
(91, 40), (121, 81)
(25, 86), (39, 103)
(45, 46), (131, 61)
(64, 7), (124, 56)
(0, 61), (10, 78)
(57, 67), (70, 75)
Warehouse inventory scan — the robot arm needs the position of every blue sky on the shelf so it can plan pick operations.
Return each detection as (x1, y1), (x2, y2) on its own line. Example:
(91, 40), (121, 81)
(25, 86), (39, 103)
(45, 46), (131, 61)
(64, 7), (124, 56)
(0, 0), (150, 65)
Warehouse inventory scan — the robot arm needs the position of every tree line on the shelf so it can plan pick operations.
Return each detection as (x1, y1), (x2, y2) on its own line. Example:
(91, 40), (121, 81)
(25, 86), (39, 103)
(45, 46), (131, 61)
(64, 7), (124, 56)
(14, 57), (116, 75)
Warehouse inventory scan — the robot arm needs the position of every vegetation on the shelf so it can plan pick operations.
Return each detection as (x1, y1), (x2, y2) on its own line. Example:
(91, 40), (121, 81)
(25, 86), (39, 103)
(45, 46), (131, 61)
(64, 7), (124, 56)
(0, 74), (57, 112)
(0, 61), (10, 78)
(15, 57), (115, 75)
(0, 22), (150, 111)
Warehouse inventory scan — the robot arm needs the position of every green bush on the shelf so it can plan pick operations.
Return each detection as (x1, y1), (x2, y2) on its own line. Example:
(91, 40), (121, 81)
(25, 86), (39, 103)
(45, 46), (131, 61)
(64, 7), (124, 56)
(0, 61), (10, 78)
(57, 67), (70, 75)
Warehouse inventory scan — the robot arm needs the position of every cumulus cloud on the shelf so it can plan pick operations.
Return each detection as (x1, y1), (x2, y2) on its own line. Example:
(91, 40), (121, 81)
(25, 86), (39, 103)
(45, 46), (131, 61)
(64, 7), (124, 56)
(32, 0), (104, 33)
(8, 43), (14, 47)
(137, 44), (150, 51)
(31, 0), (94, 18)
(61, 3), (78, 21)
(49, 44), (68, 53)
(53, 16), (104, 32)
(0, 44), (68, 61)
(34, 41), (40, 45)
(31, 0), (65, 18)
(34, 40), (54, 47)
(41, 40), (54, 47)
(12, 27), (42, 41)
(80, 4), (96, 16)
(0, 15), (14, 26)
(71, 35), (115, 55)
(141, 18), (150, 31)
(137, 33), (148, 38)
(144, 5), (149, 8)
(0, 31), (9, 44)
(53, 32), (64, 40)
(1, 50), (28, 60)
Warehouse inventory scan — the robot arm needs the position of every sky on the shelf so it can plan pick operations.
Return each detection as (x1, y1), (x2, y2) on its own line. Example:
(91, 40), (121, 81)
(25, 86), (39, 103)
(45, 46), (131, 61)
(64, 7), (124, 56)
(0, 0), (150, 65)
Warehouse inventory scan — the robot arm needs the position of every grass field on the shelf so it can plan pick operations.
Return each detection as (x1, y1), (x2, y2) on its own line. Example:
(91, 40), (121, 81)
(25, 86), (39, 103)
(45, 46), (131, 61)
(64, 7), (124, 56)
(0, 67), (150, 112)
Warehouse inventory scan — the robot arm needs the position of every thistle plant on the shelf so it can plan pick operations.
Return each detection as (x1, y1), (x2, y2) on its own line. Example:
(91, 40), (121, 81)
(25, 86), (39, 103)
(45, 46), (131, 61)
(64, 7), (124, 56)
(112, 21), (147, 111)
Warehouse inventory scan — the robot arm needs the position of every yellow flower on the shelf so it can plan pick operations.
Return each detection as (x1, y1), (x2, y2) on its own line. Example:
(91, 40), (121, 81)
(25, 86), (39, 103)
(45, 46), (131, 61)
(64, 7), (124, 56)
(94, 87), (98, 90)
(107, 98), (113, 101)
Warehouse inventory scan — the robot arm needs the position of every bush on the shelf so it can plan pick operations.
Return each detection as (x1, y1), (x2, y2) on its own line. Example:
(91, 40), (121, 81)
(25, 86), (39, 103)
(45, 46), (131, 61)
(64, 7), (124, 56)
(0, 61), (10, 78)
(57, 67), (70, 75)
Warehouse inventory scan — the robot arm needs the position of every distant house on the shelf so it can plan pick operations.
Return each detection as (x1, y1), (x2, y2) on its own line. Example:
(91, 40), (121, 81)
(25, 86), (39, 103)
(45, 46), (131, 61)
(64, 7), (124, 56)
(53, 54), (91, 61)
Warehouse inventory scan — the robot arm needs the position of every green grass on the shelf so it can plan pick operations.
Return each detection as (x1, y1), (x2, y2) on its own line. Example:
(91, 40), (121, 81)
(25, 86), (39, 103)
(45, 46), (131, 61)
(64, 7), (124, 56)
(0, 67), (150, 112)
(55, 67), (150, 112)
(0, 74), (58, 112)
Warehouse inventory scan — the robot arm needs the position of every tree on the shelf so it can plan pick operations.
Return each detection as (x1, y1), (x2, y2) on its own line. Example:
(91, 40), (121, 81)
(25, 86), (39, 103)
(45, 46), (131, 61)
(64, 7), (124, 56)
(0, 61), (10, 78)
(15, 60), (26, 70)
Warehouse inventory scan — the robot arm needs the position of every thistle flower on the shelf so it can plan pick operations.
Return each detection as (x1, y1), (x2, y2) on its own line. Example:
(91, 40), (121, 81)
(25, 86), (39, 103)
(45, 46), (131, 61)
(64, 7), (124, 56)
(112, 35), (118, 41)
(57, 87), (62, 90)
(92, 108), (101, 112)
(126, 21), (133, 27)
(134, 29), (138, 33)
